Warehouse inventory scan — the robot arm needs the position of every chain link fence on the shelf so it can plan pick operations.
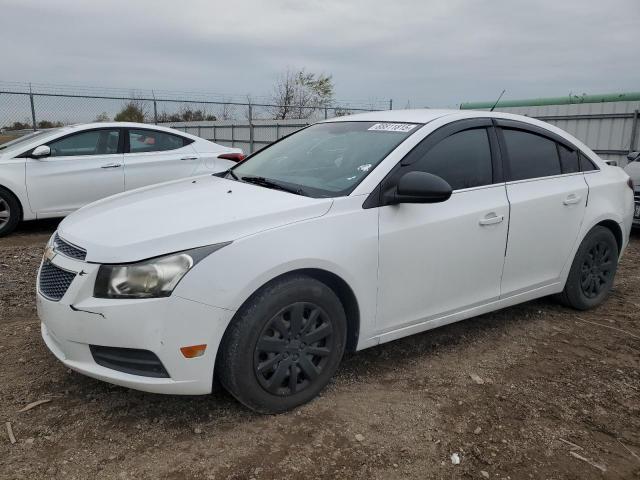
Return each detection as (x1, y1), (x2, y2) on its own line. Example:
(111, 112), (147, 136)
(0, 82), (391, 151)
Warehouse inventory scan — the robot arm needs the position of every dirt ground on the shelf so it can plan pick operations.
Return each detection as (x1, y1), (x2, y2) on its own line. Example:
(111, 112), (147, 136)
(1, 220), (639, 480)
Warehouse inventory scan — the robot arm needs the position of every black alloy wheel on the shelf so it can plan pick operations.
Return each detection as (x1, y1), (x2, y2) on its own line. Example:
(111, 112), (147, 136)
(254, 302), (334, 396)
(580, 240), (614, 299)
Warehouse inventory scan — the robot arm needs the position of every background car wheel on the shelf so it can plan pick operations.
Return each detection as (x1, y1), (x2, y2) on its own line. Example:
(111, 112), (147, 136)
(557, 226), (619, 310)
(218, 274), (346, 414)
(0, 187), (21, 237)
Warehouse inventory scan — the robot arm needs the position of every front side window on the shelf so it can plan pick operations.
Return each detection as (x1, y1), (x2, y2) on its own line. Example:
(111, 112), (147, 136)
(409, 128), (493, 190)
(231, 121), (420, 197)
(128, 129), (187, 153)
(502, 129), (561, 181)
(48, 129), (120, 157)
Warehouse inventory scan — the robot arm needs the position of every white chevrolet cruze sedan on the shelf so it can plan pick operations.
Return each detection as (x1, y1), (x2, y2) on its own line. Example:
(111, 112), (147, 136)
(0, 122), (244, 236)
(37, 110), (634, 413)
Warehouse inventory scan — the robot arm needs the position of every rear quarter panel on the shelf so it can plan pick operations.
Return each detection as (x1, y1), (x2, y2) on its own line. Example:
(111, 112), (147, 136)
(576, 166), (633, 263)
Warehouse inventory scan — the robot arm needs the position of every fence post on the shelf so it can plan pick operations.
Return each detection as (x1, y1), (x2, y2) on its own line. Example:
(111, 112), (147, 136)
(152, 90), (158, 125)
(630, 109), (639, 153)
(276, 123), (280, 140)
(231, 124), (235, 148)
(248, 103), (254, 154)
(324, 107), (328, 120)
(389, 99), (393, 110)
(29, 84), (37, 131)
(213, 125), (217, 142)
(198, 125), (201, 138)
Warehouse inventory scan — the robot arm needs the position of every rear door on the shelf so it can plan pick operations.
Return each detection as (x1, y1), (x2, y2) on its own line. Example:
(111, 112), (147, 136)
(122, 128), (201, 190)
(496, 120), (588, 296)
(376, 119), (510, 335)
(25, 128), (124, 215)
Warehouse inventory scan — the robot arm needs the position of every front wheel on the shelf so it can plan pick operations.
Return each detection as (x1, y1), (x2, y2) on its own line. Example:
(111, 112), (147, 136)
(218, 275), (346, 413)
(0, 187), (21, 237)
(557, 226), (619, 310)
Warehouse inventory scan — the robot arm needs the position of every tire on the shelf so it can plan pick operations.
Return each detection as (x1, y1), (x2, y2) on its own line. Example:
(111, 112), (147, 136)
(218, 274), (347, 413)
(557, 226), (619, 310)
(0, 187), (21, 237)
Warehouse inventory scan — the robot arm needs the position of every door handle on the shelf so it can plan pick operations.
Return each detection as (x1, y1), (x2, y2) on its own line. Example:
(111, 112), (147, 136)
(479, 213), (505, 226)
(563, 194), (582, 205)
(180, 156), (198, 161)
(101, 163), (122, 169)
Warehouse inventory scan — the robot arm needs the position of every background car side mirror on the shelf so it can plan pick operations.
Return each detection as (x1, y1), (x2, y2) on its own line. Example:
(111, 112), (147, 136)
(31, 145), (51, 159)
(387, 171), (452, 205)
(627, 151), (640, 163)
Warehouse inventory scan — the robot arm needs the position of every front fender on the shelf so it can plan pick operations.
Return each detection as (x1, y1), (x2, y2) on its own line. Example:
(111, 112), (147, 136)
(174, 198), (379, 347)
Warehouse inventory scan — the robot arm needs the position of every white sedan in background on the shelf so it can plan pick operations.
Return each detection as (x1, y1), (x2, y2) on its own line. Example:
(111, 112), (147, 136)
(624, 151), (640, 226)
(37, 110), (634, 413)
(0, 122), (244, 236)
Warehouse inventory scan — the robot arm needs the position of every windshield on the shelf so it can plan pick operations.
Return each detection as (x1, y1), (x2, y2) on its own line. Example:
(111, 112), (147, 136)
(0, 128), (62, 152)
(231, 121), (421, 197)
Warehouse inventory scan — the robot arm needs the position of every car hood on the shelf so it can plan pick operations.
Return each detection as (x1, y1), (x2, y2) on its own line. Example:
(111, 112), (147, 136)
(58, 175), (333, 263)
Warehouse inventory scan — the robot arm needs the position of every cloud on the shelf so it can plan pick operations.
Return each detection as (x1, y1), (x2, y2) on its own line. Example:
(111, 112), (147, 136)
(1, 0), (639, 107)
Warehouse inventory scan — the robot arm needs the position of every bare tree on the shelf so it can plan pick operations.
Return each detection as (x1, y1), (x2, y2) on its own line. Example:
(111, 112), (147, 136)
(217, 98), (234, 121)
(270, 68), (334, 120)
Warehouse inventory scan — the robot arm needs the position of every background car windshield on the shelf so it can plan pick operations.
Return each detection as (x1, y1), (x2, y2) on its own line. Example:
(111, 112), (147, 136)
(0, 129), (62, 152)
(232, 121), (420, 197)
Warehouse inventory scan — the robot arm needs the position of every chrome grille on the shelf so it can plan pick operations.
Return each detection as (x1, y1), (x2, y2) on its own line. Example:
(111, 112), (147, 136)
(39, 261), (76, 301)
(53, 233), (86, 261)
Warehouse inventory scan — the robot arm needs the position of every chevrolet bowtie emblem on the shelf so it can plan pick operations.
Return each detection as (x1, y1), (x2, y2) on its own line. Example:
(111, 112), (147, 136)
(43, 245), (56, 262)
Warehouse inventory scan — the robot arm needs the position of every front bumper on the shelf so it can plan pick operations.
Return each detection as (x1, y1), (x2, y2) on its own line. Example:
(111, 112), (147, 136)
(36, 251), (234, 395)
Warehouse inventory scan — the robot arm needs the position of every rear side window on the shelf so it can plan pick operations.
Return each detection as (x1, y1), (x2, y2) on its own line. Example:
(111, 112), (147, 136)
(128, 129), (190, 153)
(48, 129), (120, 157)
(557, 144), (580, 173)
(410, 128), (493, 190)
(579, 152), (599, 171)
(502, 129), (561, 181)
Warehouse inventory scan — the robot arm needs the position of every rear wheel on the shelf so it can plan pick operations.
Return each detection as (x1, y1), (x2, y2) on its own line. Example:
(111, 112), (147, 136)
(0, 187), (21, 237)
(218, 275), (346, 413)
(557, 226), (619, 310)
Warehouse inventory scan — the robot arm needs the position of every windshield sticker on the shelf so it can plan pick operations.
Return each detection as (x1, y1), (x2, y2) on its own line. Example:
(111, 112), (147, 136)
(368, 123), (418, 133)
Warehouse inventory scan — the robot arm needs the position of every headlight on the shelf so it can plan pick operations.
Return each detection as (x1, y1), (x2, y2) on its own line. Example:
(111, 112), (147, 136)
(94, 242), (230, 299)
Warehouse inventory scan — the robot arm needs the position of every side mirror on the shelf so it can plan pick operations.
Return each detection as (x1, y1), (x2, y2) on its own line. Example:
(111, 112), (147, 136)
(627, 151), (640, 163)
(388, 171), (452, 205)
(31, 145), (51, 158)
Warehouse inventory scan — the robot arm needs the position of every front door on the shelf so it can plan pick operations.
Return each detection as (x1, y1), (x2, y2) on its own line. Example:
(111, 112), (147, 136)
(376, 120), (509, 335)
(26, 128), (124, 215)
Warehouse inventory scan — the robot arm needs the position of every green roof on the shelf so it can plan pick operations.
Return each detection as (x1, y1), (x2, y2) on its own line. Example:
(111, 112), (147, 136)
(459, 92), (640, 110)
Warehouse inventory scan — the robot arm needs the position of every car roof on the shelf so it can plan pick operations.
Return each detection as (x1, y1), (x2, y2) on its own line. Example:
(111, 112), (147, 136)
(321, 108), (605, 167)
(320, 109), (458, 124)
(62, 122), (188, 134)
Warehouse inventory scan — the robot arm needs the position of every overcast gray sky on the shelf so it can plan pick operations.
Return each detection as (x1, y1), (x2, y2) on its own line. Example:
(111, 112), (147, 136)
(2, 0), (639, 107)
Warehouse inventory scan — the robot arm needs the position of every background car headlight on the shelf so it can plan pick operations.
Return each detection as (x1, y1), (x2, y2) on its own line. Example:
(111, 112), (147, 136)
(94, 242), (230, 299)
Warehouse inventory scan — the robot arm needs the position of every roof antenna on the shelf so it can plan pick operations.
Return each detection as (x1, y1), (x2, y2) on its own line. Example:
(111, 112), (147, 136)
(490, 89), (506, 112)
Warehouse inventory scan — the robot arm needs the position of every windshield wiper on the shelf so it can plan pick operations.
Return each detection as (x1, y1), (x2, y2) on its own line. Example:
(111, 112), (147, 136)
(226, 168), (239, 180)
(241, 176), (305, 196)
